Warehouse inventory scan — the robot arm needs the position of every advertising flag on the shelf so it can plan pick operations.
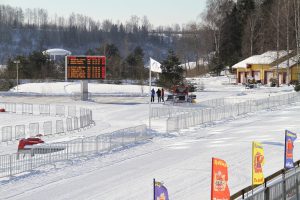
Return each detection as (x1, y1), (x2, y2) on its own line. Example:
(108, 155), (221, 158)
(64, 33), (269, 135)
(149, 58), (162, 73)
(154, 180), (169, 200)
(211, 157), (230, 200)
(252, 141), (265, 185)
(284, 130), (297, 169)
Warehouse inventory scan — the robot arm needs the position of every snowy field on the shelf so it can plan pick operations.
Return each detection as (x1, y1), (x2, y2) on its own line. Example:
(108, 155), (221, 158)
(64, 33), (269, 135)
(0, 76), (299, 199)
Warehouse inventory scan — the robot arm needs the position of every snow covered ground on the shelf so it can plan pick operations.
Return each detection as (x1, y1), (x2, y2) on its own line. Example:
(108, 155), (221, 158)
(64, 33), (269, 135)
(0, 76), (299, 199)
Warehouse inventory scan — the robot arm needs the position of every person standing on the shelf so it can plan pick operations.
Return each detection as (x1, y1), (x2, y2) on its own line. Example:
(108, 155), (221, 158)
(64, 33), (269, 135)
(151, 88), (155, 102)
(161, 88), (165, 102)
(156, 88), (161, 102)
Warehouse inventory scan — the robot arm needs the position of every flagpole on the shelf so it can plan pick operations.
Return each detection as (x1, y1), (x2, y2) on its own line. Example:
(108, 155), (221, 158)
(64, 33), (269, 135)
(211, 157), (214, 200)
(149, 58), (152, 133)
(153, 178), (155, 200)
(252, 142), (254, 195)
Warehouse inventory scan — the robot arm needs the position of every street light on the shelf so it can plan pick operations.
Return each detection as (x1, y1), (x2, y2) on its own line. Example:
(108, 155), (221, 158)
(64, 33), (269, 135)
(13, 60), (20, 92)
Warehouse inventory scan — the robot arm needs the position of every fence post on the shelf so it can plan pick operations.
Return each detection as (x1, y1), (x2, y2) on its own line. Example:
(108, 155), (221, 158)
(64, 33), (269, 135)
(9, 155), (12, 177)
(282, 173), (286, 200)
(30, 154), (33, 170)
(264, 187), (269, 200)
(66, 143), (69, 160)
(122, 131), (124, 146)
(82, 138), (84, 155)
(95, 136), (98, 153)
(109, 136), (112, 150)
(296, 173), (299, 200)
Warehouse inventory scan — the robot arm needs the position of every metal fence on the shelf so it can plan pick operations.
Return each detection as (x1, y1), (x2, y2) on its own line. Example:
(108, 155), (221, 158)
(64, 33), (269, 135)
(0, 102), (76, 117)
(0, 103), (94, 143)
(167, 93), (300, 132)
(231, 162), (300, 200)
(0, 124), (148, 178)
(151, 97), (256, 119)
(0, 114), (93, 143)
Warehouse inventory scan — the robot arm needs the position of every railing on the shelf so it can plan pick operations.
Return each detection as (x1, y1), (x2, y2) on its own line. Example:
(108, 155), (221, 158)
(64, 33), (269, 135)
(151, 97), (257, 119)
(166, 93), (300, 133)
(231, 160), (300, 200)
(0, 102), (94, 143)
(0, 125), (148, 178)
(0, 102), (77, 116)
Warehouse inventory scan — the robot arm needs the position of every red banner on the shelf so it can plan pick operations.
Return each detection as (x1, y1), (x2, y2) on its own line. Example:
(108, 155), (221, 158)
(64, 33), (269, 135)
(211, 157), (230, 200)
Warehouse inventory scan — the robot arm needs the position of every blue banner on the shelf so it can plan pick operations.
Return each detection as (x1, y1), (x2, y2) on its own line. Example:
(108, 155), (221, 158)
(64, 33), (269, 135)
(284, 130), (297, 169)
(154, 181), (169, 200)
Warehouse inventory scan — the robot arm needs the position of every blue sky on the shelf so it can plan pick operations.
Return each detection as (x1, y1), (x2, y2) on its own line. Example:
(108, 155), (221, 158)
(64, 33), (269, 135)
(1, 0), (206, 26)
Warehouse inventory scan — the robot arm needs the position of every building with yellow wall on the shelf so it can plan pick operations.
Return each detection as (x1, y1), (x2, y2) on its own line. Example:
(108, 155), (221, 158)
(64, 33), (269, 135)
(271, 55), (300, 84)
(232, 51), (292, 85)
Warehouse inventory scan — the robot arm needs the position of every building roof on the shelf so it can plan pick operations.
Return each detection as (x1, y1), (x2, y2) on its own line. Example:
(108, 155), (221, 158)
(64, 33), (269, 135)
(232, 51), (290, 69)
(271, 55), (299, 69)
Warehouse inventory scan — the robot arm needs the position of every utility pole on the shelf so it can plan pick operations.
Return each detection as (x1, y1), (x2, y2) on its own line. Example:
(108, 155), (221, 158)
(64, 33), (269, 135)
(13, 60), (20, 92)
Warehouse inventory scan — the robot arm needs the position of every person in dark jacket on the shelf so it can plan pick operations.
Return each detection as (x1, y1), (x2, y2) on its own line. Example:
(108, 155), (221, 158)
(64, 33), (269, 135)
(151, 88), (155, 102)
(156, 88), (161, 102)
(161, 88), (165, 102)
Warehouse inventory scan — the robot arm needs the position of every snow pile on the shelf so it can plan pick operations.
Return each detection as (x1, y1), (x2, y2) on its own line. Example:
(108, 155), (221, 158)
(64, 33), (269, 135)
(9, 82), (152, 95)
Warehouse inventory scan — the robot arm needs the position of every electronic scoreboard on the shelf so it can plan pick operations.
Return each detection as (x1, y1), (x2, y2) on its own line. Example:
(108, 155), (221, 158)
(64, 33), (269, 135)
(66, 56), (106, 79)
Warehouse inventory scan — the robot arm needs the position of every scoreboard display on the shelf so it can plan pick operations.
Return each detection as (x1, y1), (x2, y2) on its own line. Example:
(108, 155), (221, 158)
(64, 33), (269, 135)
(67, 56), (106, 79)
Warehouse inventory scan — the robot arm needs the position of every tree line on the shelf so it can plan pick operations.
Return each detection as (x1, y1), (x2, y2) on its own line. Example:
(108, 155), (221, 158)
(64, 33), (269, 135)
(202, 0), (300, 74)
(1, 0), (299, 83)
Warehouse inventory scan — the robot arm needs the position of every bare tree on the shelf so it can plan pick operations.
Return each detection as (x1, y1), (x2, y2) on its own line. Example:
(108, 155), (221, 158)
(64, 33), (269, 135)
(202, 0), (234, 65)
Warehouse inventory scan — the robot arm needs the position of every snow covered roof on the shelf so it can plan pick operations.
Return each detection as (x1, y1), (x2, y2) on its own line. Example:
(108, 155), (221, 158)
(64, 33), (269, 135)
(232, 51), (290, 69)
(232, 55), (260, 69)
(180, 62), (197, 69)
(42, 48), (71, 56)
(271, 55), (299, 69)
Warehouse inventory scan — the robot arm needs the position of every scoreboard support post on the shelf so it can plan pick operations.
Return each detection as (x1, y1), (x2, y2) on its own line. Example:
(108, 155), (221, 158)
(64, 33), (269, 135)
(81, 80), (89, 101)
(65, 56), (68, 82)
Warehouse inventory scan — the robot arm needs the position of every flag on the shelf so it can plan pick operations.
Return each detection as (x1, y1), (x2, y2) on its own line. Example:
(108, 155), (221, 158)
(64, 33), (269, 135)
(211, 157), (230, 200)
(284, 130), (297, 169)
(149, 57), (162, 73)
(154, 180), (169, 200)
(252, 141), (265, 185)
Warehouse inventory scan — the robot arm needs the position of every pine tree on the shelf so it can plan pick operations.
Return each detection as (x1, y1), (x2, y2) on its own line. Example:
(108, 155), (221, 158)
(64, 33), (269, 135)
(159, 50), (183, 89)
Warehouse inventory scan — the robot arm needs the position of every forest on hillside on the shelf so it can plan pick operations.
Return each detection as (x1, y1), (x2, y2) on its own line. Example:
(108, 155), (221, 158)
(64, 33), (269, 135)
(0, 0), (300, 80)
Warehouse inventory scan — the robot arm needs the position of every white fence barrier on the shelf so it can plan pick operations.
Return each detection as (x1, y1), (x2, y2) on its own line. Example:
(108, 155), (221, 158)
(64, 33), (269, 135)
(0, 125), (148, 178)
(0, 104), (94, 143)
(167, 93), (300, 132)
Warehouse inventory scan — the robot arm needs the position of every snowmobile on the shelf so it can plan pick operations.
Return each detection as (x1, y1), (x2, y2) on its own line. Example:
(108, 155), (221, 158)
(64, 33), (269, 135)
(165, 85), (196, 104)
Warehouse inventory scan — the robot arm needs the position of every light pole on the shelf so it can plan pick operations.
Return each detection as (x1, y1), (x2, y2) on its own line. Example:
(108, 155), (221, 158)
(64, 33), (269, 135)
(13, 60), (20, 92)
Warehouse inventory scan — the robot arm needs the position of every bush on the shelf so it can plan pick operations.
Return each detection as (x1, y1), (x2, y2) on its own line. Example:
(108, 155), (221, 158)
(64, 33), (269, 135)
(269, 78), (277, 87)
(290, 80), (299, 85)
(294, 85), (300, 92)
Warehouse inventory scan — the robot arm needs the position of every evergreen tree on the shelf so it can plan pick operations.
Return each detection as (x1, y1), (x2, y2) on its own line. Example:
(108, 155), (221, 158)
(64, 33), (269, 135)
(159, 50), (183, 89)
(125, 46), (145, 80)
(220, 5), (242, 69)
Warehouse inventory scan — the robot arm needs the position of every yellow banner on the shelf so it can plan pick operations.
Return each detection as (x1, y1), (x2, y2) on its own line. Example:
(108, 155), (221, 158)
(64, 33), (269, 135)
(252, 141), (265, 185)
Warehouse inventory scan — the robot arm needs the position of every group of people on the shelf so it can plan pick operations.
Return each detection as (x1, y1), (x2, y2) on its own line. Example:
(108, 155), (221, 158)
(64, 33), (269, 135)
(151, 88), (164, 103)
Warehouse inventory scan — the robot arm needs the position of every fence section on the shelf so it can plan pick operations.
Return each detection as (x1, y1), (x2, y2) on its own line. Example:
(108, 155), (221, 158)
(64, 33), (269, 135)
(167, 93), (300, 133)
(232, 166), (300, 200)
(0, 104), (94, 143)
(0, 125), (148, 178)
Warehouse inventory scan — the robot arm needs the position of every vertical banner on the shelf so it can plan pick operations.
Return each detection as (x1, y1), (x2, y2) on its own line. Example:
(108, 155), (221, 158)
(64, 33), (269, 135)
(154, 180), (169, 200)
(252, 141), (265, 185)
(211, 157), (230, 200)
(284, 130), (297, 169)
